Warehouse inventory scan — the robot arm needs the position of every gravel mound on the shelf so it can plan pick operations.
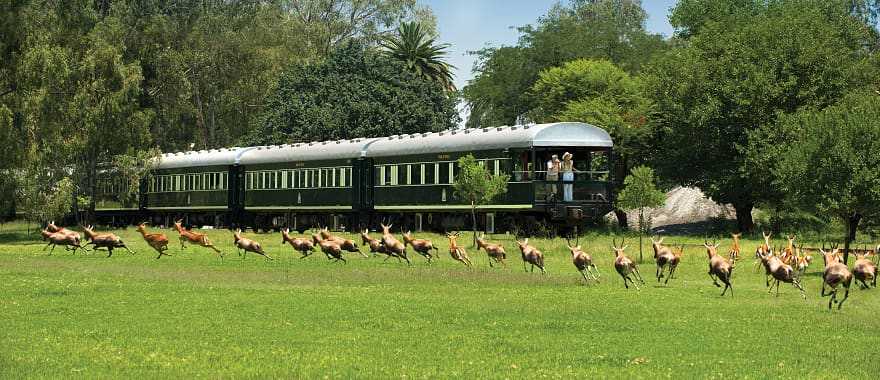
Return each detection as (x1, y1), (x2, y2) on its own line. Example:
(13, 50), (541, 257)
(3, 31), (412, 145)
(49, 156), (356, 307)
(607, 186), (735, 230)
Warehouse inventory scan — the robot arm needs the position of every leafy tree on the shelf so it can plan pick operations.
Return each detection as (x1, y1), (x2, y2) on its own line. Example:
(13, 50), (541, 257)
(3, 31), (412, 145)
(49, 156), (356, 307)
(530, 59), (652, 228)
(381, 21), (455, 91)
(774, 91), (880, 264)
(453, 155), (509, 246)
(14, 151), (74, 229)
(110, 148), (161, 207)
(244, 42), (459, 144)
(616, 166), (665, 262)
(463, 0), (666, 127)
(646, 0), (879, 232)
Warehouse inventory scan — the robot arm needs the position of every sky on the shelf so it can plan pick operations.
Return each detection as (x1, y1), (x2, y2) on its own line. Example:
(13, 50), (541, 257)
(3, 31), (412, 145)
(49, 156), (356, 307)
(420, 0), (679, 91)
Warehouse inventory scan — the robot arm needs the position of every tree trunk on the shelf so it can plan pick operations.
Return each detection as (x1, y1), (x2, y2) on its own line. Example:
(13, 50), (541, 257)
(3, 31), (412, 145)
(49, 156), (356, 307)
(733, 202), (754, 233)
(471, 201), (478, 247)
(843, 212), (862, 265)
(614, 209), (629, 229)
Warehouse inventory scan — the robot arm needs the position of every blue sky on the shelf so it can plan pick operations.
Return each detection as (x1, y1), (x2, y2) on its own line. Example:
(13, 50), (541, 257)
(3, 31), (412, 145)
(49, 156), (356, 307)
(420, 0), (679, 90)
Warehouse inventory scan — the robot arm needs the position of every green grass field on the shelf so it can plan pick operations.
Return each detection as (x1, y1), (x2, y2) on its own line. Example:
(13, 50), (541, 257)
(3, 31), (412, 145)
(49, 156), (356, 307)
(1, 223), (879, 378)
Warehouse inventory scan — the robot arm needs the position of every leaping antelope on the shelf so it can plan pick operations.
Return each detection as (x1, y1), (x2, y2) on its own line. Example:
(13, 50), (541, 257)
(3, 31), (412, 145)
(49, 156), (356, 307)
(853, 253), (877, 289)
(612, 237), (644, 289)
(137, 223), (171, 259)
(567, 234), (599, 284)
(820, 247), (852, 310)
(233, 229), (272, 260)
(515, 238), (545, 274)
(282, 228), (315, 258)
(173, 220), (223, 258)
(704, 240), (733, 296)
(446, 232), (473, 267)
(476, 233), (507, 267)
(82, 225), (134, 257)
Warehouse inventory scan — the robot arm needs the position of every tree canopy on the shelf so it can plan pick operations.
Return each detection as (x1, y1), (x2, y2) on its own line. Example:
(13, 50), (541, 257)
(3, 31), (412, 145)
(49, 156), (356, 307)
(463, 0), (666, 128)
(645, 0), (880, 231)
(243, 43), (459, 145)
(381, 21), (456, 92)
(774, 90), (880, 262)
(453, 154), (509, 245)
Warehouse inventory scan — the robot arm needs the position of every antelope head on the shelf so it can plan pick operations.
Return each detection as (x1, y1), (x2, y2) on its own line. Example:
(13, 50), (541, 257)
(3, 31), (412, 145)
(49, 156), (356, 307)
(611, 237), (628, 257)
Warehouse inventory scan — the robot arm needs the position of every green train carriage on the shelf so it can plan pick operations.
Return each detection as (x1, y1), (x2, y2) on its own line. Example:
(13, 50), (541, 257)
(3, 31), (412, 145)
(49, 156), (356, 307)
(93, 122), (614, 232)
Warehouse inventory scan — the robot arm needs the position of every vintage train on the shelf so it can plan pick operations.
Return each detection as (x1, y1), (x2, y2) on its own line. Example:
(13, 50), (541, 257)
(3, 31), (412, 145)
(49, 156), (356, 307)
(93, 122), (614, 233)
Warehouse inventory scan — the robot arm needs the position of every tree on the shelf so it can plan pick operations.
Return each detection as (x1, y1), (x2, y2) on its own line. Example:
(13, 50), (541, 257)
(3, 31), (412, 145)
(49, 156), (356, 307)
(616, 166), (665, 263)
(244, 42), (459, 144)
(453, 155), (510, 246)
(530, 59), (652, 228)
(380, 21), (456, 91)
(774, 90), (880, 264)
(646, 0), (879, 232)
(463, 0), (666, 127)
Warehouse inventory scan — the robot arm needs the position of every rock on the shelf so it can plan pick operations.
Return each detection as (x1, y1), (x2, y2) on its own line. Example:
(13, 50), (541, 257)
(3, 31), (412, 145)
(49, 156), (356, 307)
(606, 187), (735, 230)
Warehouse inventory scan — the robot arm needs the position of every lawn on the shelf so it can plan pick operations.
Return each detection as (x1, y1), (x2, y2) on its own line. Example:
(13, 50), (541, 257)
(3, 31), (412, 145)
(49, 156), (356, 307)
(1, 223), (878, 378)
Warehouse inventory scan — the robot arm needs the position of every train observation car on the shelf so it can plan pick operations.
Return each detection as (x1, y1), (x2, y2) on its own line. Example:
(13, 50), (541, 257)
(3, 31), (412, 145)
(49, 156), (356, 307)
(94, 122), (614, 232)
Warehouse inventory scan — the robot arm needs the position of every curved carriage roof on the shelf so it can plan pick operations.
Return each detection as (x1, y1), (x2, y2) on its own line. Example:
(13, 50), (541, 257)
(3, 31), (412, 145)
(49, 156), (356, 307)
(237, 138), (378, 165)
(157, 147), (254, 169)
(364, 122), (612, 158)
(156, 122), (611, 168)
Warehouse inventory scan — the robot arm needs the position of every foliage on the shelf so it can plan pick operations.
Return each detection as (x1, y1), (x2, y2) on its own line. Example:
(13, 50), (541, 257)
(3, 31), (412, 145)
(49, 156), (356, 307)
(244, 43), (459, 144)
(110, 148), (161, 206)
(616, 166), (665, 261)
(645, 0), (880, 232)
(13, 156), (74, 224)
(463, 0), (666, 127)
(2, 225), (879, 377)
(774, 90), (880, 261)
(453, 155), (509, 245)
(380, 21), (455, 91)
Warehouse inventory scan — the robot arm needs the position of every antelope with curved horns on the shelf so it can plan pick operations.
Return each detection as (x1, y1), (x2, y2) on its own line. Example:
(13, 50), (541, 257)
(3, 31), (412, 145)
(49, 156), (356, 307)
(612, 237), (643, 289)
(516, 238), (545, 274)
(173, 220), (223, 258)
(282, 228), (315, 258)
(820, 246), (852, 309)
(476, 233), (507, 267)
(313, 234), (346, 263)
(567, 234), (599, 283)
(446, 232), (473, 267)
(46, 221), (82, 244)
(753, 231), (772, 272)
(137, 222), (171, 259)
(852, 252), (877, 289)
(82, 225), (134, 257)
(704, 240), (733, 296)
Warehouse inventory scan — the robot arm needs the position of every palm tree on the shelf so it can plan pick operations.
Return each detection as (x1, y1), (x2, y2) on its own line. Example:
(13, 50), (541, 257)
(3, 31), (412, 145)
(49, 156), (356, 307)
(381, 21), (456, 92)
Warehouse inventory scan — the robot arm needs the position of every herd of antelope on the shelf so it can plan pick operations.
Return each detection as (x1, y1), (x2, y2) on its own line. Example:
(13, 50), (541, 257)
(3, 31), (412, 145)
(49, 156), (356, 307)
(38, 222), (878, 309)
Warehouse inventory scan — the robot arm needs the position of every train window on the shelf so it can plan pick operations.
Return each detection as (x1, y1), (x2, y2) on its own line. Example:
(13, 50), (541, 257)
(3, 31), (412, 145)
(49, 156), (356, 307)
(391, 165), (399, 186)
(494, 160), (501, 176)
(406, 165), (412, 185)
(434, 163), (441, 184)
(448, 163), (455, 184)
(420, 164), (426, 185)
(378, 166), (386, 186)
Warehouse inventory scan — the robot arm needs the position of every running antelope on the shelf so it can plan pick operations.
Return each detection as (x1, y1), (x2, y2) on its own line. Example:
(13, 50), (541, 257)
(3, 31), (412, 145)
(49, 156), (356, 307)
(729, 233), (742, 261)
(380, 223), (410, 265)
(46, 221), (82, 243)
(612, 237), (644, 289)
(282, 228), (315, 258)
(781, 235), (797, 265)
(314, 235), (346, 263)
(753, 231), (772, 272)
(567, 235), (599, 283)
(853, 253), (877, 289)
(476, 233), (507, 267)
(360, 229), (392, 259)
(82, 225), (134, 257)
(760, 250), (806, 299)
(794, 244), (812, 278)
(320, 227), (365, 257)
(41, 229), (86, 254)
(137, 223), (171, 259)
(173, 220), (223, 258)
(402, 231), (439, 263)
(651, 236), (676, 283)
(446, 232), (473, 267)
(820, 247), (853, 309)
(704, 241), (733, 296)
(516, 238), (545, 274)
(233, 229), (272, 260)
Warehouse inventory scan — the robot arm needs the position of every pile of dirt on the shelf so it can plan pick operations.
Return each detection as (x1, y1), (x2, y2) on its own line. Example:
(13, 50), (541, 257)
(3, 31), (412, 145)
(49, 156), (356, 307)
(606, 187), (735, 232)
